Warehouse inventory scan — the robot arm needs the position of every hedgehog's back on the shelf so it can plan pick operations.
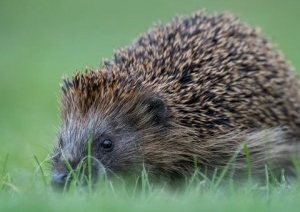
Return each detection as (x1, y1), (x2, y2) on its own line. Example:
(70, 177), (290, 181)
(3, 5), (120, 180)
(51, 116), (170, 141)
(107, 12), (300, 138)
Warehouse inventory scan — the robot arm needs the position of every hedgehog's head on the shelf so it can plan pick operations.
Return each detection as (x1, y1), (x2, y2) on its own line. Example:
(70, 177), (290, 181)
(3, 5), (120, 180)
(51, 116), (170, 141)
(51, 70), (184, 190)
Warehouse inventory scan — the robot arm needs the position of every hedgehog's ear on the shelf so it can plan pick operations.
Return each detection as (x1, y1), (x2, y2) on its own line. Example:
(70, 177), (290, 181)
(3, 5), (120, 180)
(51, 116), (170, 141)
(145, 96), (167, 124)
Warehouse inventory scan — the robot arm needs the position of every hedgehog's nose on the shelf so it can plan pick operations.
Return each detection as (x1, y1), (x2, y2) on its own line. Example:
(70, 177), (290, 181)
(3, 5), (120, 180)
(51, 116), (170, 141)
(51, 173), (70, 191)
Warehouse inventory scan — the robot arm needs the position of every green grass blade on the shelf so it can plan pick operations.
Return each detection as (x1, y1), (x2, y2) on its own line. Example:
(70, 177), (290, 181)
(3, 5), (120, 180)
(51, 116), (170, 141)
(33, 155), (47, 188)
(242, 143), (252, 183)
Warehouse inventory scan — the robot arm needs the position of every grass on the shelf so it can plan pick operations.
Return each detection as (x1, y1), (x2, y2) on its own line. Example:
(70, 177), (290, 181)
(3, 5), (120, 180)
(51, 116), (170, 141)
(1, 0), (300, 211)
(2, 138), (300, 212)
(1, 154), (300, 212)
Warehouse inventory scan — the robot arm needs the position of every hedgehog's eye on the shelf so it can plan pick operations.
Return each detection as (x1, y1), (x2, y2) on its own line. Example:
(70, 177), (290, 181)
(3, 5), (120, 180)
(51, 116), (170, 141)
(100, 139), (113, 152)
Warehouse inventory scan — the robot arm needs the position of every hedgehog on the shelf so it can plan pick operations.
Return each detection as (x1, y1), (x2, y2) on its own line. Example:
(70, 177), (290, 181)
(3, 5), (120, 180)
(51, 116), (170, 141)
(51, 11), (300, 188)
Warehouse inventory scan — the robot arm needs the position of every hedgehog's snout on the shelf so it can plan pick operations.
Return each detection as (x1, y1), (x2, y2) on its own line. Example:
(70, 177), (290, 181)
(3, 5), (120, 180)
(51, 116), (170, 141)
(51, 157), (108, 191)
(51, 172), (71, 191)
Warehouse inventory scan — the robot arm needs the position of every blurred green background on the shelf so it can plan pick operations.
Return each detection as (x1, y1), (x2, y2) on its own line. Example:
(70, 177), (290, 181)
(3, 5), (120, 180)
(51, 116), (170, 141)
(0, 0), (299, 174)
